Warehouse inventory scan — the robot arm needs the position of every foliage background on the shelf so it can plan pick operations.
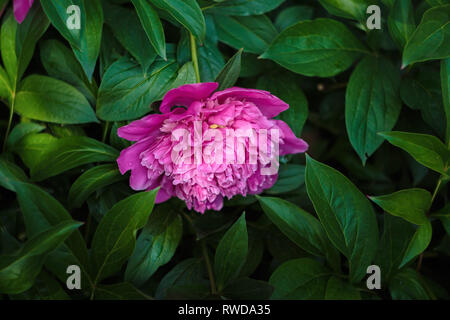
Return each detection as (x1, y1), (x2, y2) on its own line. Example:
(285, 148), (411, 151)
(0, 0), (450, 300)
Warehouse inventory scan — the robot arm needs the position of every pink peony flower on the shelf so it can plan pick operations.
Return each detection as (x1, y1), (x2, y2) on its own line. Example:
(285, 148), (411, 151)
(14, 0), (34, 24)
(117, 82), (308, 213)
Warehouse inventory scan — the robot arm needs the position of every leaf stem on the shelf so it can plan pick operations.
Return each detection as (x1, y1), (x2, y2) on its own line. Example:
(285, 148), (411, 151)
(190, 33), (201, 83)
(2, 94), (15, 152)
(102, 121), (110, 143)
(201, 240), (217, 295)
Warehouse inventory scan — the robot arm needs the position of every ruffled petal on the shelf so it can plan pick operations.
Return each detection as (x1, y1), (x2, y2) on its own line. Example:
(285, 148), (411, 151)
(117, 113), (169, 141)
(211, 87), (288, 118)
(275, 120), (309, 155)
(160, 82), (218, 113)
(14, 0), (34, 24)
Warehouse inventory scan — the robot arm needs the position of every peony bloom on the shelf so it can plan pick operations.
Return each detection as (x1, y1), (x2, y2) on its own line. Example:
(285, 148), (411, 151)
(14, 0), (34, 24)
(117, 82), (308, 213)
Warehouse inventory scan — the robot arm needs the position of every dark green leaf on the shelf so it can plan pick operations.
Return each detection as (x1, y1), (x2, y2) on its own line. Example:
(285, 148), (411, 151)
(214, 213), (248, 291)
(68, 164), (125, 208)
(388, 0), (415, 48)
(215, 48), (243, 91)
(369, 189), (431, 225)
(0, 221), (81, 294)
(90, 189), (158, 285)
(269, 258), (330, 299)
(94, 282), (151, 300)
(345, 56), (401, 164)
(305, 156), (379, 283)
(125, 216), (182, 287)
(275, 5), (314, 31)
(318, 0), (372, 22)
(208, 0), (285, 16)
(379, 131), (450, 175)
(390, 268), (432, 299)
(325, 276), (361, 300)
(261, 19), (367, 77)
(402, 5), (450, 66)
(222, 278), (274, 300)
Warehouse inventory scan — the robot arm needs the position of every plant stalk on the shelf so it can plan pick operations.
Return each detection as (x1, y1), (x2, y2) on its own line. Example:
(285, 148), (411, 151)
(190, 33), (201, 83)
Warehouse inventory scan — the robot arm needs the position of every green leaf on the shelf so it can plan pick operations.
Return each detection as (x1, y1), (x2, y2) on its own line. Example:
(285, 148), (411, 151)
(325, 276), (361, 300)
(390, 268), (432, 299)
(256, 196), (340, 270)
(402, 5), (450, 66)
(214, 14), (278, 54)
(0, 221), (81, 294)
(90, 190), (158, 285)
(149, 0), (205, 42)
(29, 136), (119, 181)
(222, 278), (274, 300)
(125, 216), (182, 287)
(131, 0), (166, 60)
(169, 62), (197, 89)
(0, 157), (29, 192)
(369, 189), (431, 225)
(275, 5), (315, 31)
(214, 213), (248, 291)
(11, 182), (91, 288)
(400, 220), (432, 268)
(103, 2), (157, 70)
(269, 258), (331, 299)
(94, 283), (151, 300)
(442, 58), (450, 143)
(265, 164), (305, 195)
(6, 122), (45, 150)
(9, 270), (70, 300)
(155, 258), (207, 299)
(14, 75), (98, 124)
(261, 18), (367, 77)
(68, 164), (125, 208)
(305, 155), (379, 283)
(40, 39), (97, 105)
(256, 73), (308, 136)
(388, 0), (415, 48)
(379, 131), (450, 175)
(97, 57), (178, 121)
(215, 48), (243, 91)
(401, 68), (446, 138)
(375, 214), (419, 283)
(0, 65), (12, 101)
(0, 6), (49, 85)
(318, 0), (372, 22)
(426, 0), (450, 6)
(41, 0), (103, 80)
(208, 0), (285, 16)
(12, 133), (58, 170)
(345, 56), (401, 164)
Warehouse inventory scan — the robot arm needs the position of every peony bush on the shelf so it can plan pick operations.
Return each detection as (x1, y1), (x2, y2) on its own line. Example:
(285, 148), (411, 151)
(0, 0), (449, 301)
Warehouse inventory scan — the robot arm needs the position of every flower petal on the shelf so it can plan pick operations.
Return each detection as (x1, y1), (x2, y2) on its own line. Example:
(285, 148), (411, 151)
(160, 82), (218, 113)
(275, 120), (309, 155)
(117, 113), (169, 141)
(14, 0), (34, 24)
(211, 87), (288, 118)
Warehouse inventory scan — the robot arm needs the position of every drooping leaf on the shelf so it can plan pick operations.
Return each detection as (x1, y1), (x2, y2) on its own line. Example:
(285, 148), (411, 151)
(215, 48), (243, 91)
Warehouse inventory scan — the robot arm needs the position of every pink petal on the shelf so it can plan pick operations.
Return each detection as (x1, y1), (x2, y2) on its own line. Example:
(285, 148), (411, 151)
(117, 138), (154, 190)
(117, 113), (169, 141)
(211, 87), (288, 118)
(275, 120), (309, 155)
(160, 82), (218, 113)
(14, 0), (34, 24)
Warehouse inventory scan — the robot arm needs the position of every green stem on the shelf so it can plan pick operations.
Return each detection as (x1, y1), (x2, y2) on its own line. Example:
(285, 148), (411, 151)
(201, 240), (217, 295)
(2, 94), (15, 152)
(430, 178), (442, 206)
(190, 33), (201, 83)
(102, 121), (110, 143)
